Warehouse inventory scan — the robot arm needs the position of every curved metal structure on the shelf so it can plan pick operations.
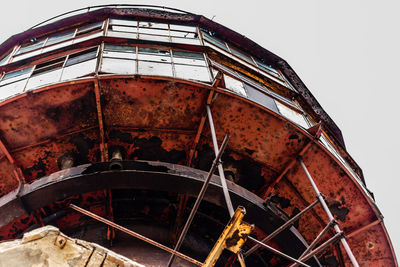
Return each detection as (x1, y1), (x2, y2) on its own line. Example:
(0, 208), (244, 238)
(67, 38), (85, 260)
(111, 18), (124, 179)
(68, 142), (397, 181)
(0, 5), (397, 266)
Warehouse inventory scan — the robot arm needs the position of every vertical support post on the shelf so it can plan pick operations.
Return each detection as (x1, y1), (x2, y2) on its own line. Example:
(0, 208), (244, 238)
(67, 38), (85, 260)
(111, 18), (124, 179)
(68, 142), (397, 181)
(297, 157), (359, 267)
(206, 105), (234, 217)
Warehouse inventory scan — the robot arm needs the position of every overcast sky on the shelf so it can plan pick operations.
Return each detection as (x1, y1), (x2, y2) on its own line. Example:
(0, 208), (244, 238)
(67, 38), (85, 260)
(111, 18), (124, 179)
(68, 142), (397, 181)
(0, 0), (398, 257)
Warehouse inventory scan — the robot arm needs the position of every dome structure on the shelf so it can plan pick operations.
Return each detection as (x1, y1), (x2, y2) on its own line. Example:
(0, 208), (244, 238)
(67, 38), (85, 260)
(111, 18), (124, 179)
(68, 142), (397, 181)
(0, 5), (397, 266)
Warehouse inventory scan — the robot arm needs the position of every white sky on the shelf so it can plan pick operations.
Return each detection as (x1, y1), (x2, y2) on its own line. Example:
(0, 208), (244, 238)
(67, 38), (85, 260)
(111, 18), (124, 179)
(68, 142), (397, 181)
(0, 0), (398, 258)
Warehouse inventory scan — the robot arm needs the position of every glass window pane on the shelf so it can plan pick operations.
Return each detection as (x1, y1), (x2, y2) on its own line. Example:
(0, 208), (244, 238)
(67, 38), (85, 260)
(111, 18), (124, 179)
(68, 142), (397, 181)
(107, 31), (137, 39)
(0, 52), (12, 66)
(169, 30), (197, 38)
(171, 37), (201, 45)
(138, 21), (168, 29)
(0, 79), (28, 100)
(101, 58), (136, 75)
(61, 59), (96, 81)
(0, 67), (33, 84)
(138, 47), (170, 56)
(175, 65), (210, 82)
(110, 19), (137, 27)
(139, 34), (170, 42)
(138, 61), (173, 77)
(16, 39), (46, 55)
(25, 69), (62, 91)
(73, 31), (103, 44)
(202, 31), (228, 51)
(111, 25), (138, 33)
(77, 22), (103, 35)
(12, 49), (42, 62)
(170, 24), (197, 32)
(275, 101), (309, 128)
(138, 54), (171, 63)
(255, 59), (280, 78)
(244, 84), (279, 113)
(42, 40), (73, 54)
(65, 48), (97, 67)
(229, 46), (254, 64)
(138, 28), (169, 36)
(104, 44), (136, 53)
(32, 57), (65, 76)
(173, 51), (204, 60)
(103, 50), (136, 60)
(46, 31), (75, 46)
(224, 74), (246, 96)
(173, 57), (206, 66)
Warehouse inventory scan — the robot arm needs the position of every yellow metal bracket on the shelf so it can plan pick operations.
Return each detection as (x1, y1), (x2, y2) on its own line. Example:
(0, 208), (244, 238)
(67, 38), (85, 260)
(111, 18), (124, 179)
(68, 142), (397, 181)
(203, 206), (254, 267)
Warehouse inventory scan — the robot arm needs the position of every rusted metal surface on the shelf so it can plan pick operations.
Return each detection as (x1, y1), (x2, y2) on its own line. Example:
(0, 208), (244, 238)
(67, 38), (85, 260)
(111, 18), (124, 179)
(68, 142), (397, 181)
(0, 69), (395, 264)
(0, 6), (351, 160)
(0, 81), (97, 149)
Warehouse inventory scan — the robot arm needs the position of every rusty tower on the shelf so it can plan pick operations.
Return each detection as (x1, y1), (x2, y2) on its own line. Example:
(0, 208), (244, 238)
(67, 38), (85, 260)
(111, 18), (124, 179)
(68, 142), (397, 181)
(0, 5), (397, 267)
